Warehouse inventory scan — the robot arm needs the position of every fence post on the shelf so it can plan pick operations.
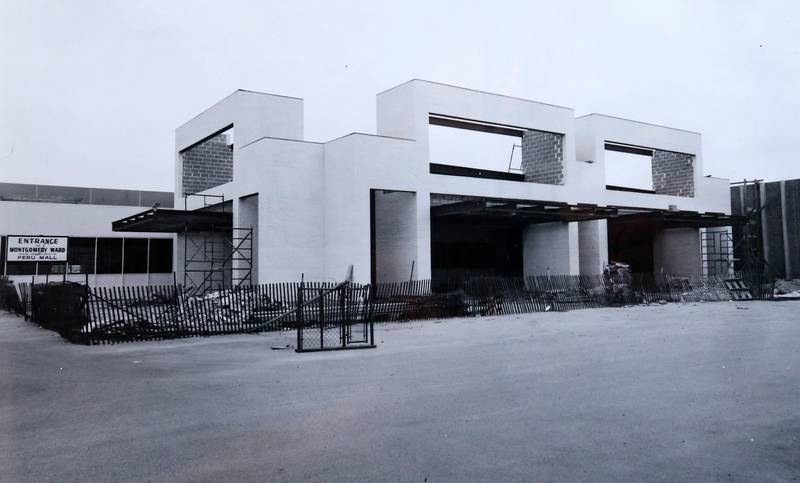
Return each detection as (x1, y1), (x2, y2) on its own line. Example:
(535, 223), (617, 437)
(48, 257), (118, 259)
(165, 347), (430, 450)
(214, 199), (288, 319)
(80, 283), (90, 344)
(368, 284), (375, 345)
(319, 291), (325, 350)
(339, 282), (347, 348)
(296, 281), (304, 350)
(30, 277), (35, 322)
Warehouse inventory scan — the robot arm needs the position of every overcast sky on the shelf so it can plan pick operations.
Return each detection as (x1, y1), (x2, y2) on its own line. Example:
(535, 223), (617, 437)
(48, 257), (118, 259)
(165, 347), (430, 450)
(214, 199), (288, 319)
(1, 0), (798, 191)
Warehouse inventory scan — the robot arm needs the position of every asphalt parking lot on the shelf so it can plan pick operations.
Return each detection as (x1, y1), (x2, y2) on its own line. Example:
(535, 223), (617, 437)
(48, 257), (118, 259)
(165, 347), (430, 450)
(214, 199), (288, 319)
(1, 301), (799, 482)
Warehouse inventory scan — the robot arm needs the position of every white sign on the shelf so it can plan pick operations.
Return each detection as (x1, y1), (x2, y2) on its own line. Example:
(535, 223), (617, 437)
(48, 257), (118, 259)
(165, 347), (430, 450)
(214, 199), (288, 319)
(6, 236), (68, 262)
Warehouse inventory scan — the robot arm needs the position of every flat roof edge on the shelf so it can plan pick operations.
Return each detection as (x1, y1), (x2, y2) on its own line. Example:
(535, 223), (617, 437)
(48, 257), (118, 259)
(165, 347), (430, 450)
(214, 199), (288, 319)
(377, 79), (573, 111)
(177, 89), (304, 130)
(575, 113), (701, 135)
(325, 132), (416, 144)
(239, 136), (324, 150)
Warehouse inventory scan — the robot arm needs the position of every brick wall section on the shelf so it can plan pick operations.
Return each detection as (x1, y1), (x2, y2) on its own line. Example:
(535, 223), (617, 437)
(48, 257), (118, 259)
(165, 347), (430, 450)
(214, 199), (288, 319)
(181, 134), (233, 196)
(521, 130), (564, 185)
(651, 150), (694, 197)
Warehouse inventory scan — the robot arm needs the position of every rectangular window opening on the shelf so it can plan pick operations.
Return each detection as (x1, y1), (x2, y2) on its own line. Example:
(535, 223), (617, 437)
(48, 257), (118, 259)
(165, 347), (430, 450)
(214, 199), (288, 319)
(67, 237), (96, 274)
(2, 236), (174, 276)
(148, 238), (173, 273)
(123, 238), (149, 274)
(96, 238), (123, 274)
(428, 114), (524, 181)
(605, 142), (655, 193)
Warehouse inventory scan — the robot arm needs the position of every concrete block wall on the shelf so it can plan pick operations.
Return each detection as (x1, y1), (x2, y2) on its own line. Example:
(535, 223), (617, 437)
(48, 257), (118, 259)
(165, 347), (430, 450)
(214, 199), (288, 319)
(181, 134), (233, 196)
(653, 227), (701, 277)
(521, 130), (565, 185)
(652, 150), (694, 197)
(522, 222), (579, 276)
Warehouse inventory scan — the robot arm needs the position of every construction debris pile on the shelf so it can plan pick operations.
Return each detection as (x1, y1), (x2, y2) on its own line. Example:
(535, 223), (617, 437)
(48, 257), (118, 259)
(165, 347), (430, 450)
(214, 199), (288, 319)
(774, 279), (800, 298)
(603, 261), (635, 304)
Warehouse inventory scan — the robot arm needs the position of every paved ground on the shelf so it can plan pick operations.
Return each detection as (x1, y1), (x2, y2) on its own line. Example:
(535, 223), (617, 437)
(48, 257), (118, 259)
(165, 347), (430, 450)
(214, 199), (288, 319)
(1, 301), (799, 483)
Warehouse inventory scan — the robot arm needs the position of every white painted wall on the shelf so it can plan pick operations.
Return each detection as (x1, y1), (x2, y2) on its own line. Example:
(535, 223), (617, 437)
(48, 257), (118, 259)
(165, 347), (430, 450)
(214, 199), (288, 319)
(322, 134), (422, 283)
(0, 201), (165, 238)
(237, 138), (325, 283)
(522, 222), (579, 276)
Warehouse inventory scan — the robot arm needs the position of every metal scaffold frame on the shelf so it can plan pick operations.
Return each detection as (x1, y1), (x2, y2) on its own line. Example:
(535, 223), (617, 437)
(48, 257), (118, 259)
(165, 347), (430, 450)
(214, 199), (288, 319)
(730, 179), (776, 298)
(181, 194), (253, 296)
(700, 229), (734, 277)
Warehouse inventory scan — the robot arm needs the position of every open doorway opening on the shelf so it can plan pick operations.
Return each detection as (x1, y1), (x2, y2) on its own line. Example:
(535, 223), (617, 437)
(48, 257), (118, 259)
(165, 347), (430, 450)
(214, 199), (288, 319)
(431, 220), (523, 285)
(370, 189), (418, 285)
(429, 194), (524, 287)
(607, 219), (655, 273)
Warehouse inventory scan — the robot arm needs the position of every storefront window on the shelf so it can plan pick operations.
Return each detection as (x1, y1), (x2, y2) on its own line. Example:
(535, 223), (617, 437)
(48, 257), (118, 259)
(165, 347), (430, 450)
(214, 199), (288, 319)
(5, 262), (36, 275)
(148, 238), (173, 273)
(67, 237), (96, 274)
(123, 239), (148, 274)
(37, 261), (66, 275)
(3, 236), (174, 276)
(96, 238), (122, 274)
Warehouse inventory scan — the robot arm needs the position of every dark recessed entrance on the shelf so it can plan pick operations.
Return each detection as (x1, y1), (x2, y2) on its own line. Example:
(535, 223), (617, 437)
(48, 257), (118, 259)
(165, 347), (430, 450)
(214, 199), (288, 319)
(607, 219), (655, 273)
(429, 195), (618, 287)
(431, 220), (523, 284)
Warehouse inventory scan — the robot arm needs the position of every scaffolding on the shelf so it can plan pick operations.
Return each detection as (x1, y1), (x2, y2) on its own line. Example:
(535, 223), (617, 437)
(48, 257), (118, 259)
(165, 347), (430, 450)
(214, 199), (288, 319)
(731, 179), (766, 273)
(729, 179), (776, 298)
(700, 228), (734, 277)
(182, 194), (253, 296)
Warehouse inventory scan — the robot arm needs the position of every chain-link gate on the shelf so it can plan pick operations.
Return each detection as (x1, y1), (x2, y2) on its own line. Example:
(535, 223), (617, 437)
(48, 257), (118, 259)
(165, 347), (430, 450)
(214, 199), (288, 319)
(296, 282), (375, 352)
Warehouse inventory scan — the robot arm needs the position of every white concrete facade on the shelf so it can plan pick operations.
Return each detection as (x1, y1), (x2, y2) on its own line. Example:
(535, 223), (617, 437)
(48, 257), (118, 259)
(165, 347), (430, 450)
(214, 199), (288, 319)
(174, 80), (731, 284)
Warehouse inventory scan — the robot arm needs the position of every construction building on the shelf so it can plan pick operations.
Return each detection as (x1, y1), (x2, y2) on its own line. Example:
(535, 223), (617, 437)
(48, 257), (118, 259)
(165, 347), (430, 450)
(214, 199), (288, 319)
(108, 80), (739, 291)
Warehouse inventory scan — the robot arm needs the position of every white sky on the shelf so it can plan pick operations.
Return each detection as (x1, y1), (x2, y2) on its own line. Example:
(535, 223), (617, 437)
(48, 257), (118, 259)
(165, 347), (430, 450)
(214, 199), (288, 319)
(429, 125), (521, 172)
(1, 0), (798, 191)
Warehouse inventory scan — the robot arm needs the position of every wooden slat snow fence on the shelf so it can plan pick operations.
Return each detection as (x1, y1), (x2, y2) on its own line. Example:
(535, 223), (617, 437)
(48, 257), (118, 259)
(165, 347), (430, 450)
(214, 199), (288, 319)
(4, 271), (773, 345)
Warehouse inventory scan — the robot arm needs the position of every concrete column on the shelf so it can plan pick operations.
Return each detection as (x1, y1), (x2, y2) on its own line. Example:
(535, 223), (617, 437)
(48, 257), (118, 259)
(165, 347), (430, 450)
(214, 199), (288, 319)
(415, 191), (432, 280)
(653, 227), (701, 277)
(781, 181), (794, 278)
(175, 231), (186, 287)
(578, 219), (608, 275)
(522, 222), (579, 277)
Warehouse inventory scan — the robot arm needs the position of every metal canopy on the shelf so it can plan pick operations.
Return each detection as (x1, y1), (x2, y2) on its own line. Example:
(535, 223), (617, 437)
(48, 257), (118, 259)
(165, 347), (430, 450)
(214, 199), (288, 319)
(431, 196), (746, 228)
(431, 198), (618, 224)
(112, 208), (232, 233)
(611, 210), (747, 228)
